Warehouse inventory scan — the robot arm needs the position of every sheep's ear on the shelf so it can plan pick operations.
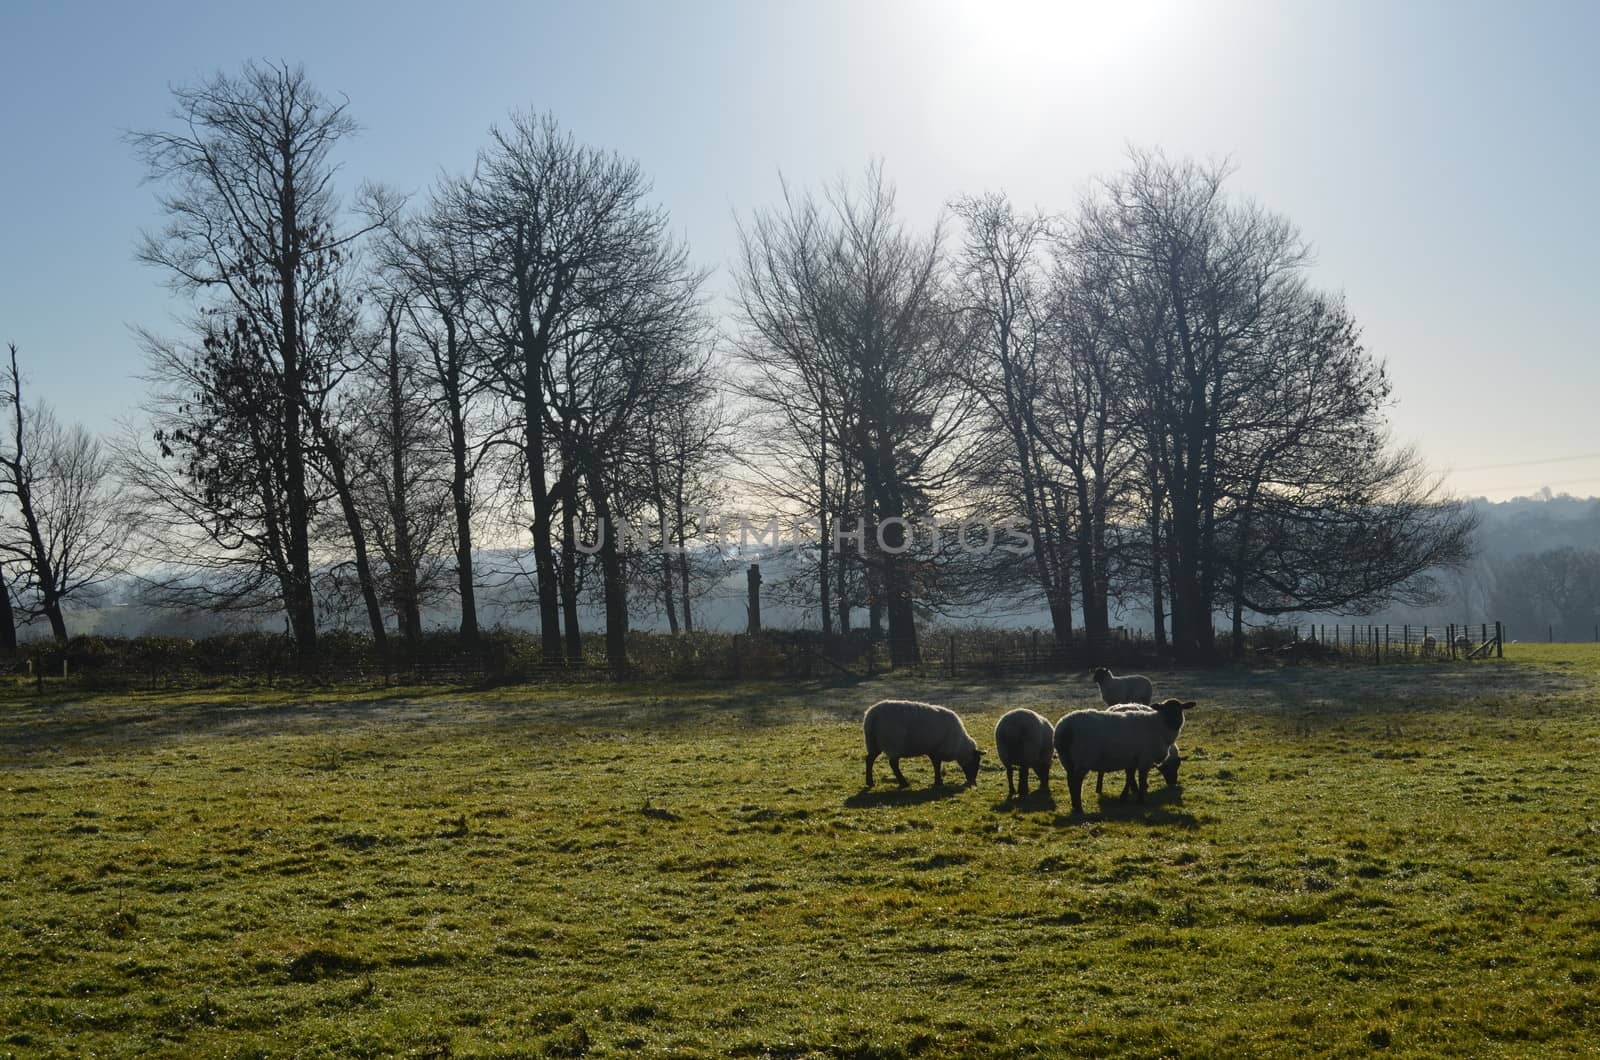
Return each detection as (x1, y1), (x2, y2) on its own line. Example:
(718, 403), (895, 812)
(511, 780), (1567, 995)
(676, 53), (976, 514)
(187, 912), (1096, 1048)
(1182, 701), (1196, 711)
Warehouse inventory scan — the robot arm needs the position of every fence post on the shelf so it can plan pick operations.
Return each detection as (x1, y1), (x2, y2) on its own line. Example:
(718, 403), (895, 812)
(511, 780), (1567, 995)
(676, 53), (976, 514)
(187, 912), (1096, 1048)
(746, 564), (762, 634)
(1496, 621), (1504, 658)
(1448, 623), (1455, 660)
(948, 634), (956, 678)
(1548, 624), (1553, 643)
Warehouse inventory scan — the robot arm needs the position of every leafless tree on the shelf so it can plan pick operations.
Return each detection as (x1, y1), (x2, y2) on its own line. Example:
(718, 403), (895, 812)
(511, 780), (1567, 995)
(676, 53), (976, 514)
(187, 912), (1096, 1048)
(128, 61), (375, 652)
(0, 345), (125, 640)
(451, 112), (709, 673)
(368, 189), (491, 643)
(736, 165), (977, 666)
(952, 193), (1078, 653)
(1073, 150), (1472, 658)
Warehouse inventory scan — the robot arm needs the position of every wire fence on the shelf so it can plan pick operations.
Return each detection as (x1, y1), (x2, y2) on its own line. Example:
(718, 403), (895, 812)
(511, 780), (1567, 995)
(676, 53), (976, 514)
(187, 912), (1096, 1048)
(1263, 621), (1506, 663)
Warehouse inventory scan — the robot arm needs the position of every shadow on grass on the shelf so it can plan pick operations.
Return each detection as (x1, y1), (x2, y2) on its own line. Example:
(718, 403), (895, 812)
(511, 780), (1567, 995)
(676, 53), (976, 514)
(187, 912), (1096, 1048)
(991, 787), (1058, 813)
(844, 784), (969, 808)
(1051, 784), (1195, 826)
(1, 653), (1582, 767)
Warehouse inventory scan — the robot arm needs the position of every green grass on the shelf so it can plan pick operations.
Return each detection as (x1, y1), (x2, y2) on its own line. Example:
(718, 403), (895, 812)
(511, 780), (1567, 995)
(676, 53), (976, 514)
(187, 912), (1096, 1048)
(2, 646), (1598, 1057)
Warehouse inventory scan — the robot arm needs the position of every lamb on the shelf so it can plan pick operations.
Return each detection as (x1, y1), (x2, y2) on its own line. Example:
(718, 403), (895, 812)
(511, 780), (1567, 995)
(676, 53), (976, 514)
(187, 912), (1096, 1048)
(1091, 667), (1154, 707)
(862, 699), (985, 789)
(993, 708), (1054, 799)
(1054, 699), (1195, 814)
(1095, 703), (1181, 796)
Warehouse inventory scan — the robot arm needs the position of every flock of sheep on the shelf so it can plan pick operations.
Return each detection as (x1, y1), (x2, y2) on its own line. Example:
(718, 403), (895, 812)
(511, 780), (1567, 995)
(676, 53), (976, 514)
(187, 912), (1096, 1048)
(861, 667), (1196, 815)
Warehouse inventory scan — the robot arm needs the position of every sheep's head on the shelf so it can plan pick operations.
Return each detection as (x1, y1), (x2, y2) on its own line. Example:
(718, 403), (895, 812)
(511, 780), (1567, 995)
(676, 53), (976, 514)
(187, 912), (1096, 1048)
(961, 747), (985, 786)
(1090, 666), (1110, 685)
(1153, 698), (1195, 734)
(1159, 750), (1181, 787)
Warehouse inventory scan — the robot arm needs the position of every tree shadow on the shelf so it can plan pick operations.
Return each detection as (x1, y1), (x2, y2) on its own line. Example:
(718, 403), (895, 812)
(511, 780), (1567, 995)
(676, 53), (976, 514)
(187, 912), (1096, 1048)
(844, 784), (968, 808)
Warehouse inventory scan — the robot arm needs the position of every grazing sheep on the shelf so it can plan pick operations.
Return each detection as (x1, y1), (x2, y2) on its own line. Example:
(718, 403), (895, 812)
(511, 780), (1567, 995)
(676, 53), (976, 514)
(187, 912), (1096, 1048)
(1090, 667), (1154, 707)
(1095, 703), (1181, 796)
(994, 708), (1054, 799)
(1054, 699), (1195, 814)
(863, 700), (985, 789)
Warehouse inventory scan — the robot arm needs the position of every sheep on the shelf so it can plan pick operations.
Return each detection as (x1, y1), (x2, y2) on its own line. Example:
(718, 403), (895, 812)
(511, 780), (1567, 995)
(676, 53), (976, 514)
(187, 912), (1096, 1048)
(1095, 703), (1181, 796)
(994, 708), (1054, 799)
(1054, 699), (1195, 814)
(1090, 666), (1153, 707)
(1422, 634), (1438, 656)
(862, 699), (985, 789)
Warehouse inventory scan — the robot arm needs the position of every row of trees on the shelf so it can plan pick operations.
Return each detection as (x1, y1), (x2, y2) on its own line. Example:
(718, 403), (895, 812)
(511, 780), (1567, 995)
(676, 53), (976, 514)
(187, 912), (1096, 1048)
(733, 158), (1474, 664)
(0, 61), (1475, 668)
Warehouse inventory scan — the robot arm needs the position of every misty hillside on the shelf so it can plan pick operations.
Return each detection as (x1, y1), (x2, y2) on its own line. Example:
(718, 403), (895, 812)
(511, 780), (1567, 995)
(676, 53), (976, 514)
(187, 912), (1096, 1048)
(32, 493), (1600, 644)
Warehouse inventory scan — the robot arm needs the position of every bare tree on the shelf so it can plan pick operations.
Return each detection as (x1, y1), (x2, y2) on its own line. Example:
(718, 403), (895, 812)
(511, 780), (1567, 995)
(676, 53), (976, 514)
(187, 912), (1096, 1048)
(369, 190), (489, 644)
(0, 345), (125, 640)
(952, 192), (1078, 654)
(128, 61), (370, 652)
(342, 291), (455, 647)
(736, 166), (977, 666)
(465, 112), (705, 674)
(1073, 150), (1472, 658)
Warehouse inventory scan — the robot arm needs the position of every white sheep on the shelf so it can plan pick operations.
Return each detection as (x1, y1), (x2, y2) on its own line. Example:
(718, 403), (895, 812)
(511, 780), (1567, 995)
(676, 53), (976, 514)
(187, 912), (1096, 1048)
(1054, 699), (1195, 814)
(862, 699), (985, 789)
(1091, 666), (1154, 707)
(1096, 703), (1180, 797)
(993, 708), (1054, 799)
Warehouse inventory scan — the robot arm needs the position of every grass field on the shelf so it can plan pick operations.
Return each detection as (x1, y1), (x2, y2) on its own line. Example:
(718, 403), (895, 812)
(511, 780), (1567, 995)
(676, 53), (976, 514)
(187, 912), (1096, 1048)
(2, 646), (1598, 1057)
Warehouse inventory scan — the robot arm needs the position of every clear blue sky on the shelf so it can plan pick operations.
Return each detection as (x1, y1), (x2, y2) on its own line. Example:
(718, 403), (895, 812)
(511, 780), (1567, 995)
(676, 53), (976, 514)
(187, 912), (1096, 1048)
(2, 0), (1595, 500)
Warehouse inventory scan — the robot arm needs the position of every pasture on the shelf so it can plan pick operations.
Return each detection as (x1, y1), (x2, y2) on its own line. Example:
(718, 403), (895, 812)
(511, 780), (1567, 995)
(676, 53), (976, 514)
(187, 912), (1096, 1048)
(2, 646), (1597, 1057)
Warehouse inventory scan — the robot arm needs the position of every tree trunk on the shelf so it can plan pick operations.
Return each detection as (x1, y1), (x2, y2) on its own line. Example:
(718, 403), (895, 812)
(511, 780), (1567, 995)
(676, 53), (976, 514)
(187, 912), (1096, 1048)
(673, 468), (694, 633)
(276, 146), (318, 656)
(315, 420), (388, 654)
(524, 380), (562, 665)
(660, 533), (680, 635)
(0, 563), (16, 654)
(386, 316), (423, 645)
(440, 318), (478, 644)
(1149, 476), (1167, 653)
(559, 472), (583, 666)
(586, 471), (629, 677)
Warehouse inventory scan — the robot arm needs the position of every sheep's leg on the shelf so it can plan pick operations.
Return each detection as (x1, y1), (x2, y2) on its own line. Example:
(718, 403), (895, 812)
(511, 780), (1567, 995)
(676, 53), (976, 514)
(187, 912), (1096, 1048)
(930, 756), (944, 787)
(1135, 766), (1150, 803)
(1005, 764), (1016, 800)
(1120, 768), (1136, 800)
(889, 757), (909, 788)
(865, 749), (879, 788)
(1068, 769), (1086, 815)
(1035, 763), (1050, 791)
(1095, 771), (1105, 796)
(1018, 764), (1029, 798)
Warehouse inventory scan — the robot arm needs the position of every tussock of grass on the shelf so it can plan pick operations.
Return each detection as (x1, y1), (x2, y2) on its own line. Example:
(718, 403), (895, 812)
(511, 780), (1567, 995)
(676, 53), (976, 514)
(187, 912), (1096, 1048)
(1, 646), (1597, 1055)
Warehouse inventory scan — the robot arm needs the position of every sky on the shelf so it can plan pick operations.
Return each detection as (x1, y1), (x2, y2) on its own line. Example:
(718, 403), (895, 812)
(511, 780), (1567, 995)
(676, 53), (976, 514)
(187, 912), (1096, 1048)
(1, 0), (1596, 502)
